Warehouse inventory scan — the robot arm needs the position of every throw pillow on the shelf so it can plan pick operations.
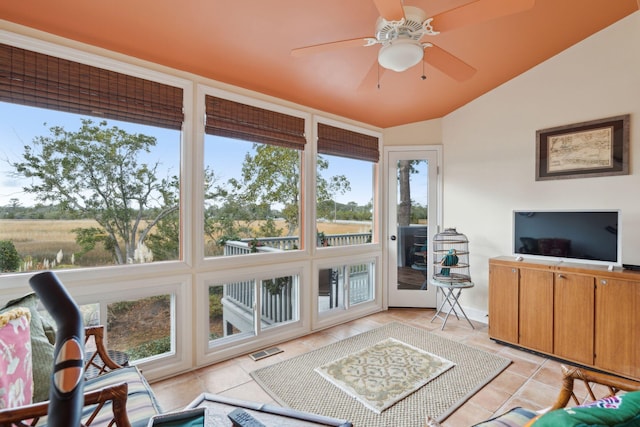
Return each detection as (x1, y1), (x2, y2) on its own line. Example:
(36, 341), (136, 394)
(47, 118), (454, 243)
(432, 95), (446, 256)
(0, 307), (33, 409)
(1, 293), (55, 403)
(531, 391), (640, 426)
(41, 313), (57, 346)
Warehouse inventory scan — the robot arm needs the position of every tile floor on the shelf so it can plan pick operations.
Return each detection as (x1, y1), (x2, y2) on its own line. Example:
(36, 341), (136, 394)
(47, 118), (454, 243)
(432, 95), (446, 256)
(150, 308), (575, 426)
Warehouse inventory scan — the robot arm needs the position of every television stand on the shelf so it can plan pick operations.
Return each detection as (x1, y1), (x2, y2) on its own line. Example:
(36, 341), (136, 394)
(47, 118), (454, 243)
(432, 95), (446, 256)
(489, 256), (640, 381)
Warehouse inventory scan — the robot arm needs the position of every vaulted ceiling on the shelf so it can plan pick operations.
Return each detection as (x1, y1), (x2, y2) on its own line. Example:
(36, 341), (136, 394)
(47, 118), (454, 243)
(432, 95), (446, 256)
(1, 1), (638, 128)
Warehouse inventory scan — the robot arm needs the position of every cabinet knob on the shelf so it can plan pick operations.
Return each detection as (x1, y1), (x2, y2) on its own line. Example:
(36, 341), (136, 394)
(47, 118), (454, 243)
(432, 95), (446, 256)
(511, 268), (517, 273)
(600, 279), (607, 285)
(557, 274), (566, 279)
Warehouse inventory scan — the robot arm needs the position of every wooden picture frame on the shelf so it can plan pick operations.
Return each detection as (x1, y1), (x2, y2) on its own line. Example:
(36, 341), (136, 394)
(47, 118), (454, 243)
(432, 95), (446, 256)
(535, 114), (630, 181)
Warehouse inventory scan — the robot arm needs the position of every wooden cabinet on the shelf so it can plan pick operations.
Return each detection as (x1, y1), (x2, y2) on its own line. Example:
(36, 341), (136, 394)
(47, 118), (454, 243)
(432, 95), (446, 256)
(519, 268), (554, 353)
(595, 277), (640, 379)
(489, 257), (640, 380)
(554, 273), (594, 365)
(488, 264), (519, 343)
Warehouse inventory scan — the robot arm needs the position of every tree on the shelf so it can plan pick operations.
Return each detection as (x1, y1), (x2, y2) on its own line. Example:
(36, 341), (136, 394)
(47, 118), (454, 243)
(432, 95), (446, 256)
(238, 145), (300, 235)
(12, 119), (178, 264)
(144, 175), (180, 261)
(0, 240), (21, 272)
(237, 145), (350, 235)
(315, 155), (350, 223)
(397, 160), (426, 226)
(397, 160), (412, 226)
(203, 170), (257, 254)
(4, 198), (20, 219)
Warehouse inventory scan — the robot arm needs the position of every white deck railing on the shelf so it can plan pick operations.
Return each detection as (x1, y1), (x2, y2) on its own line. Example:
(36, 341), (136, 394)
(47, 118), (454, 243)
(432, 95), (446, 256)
(223, 232), (372, 256)
(222, 276), (299, 331)
(220, 234), (373, 335)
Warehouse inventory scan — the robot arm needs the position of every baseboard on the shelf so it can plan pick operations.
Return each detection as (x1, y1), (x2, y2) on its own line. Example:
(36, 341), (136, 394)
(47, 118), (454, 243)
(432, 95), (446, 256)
(460, 305), (488, 325)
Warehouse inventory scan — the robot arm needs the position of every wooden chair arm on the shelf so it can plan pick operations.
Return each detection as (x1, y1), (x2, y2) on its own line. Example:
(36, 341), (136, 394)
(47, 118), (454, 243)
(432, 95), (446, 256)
(549, 365), (640, 411)
(0, 382), (132, 426)
(84, 325), (126, 380)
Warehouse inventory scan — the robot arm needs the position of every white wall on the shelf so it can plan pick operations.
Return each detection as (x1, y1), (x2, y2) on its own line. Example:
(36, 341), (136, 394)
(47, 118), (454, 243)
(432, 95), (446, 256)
(441, 11), (640, 314)
(384, 119), (442, 146)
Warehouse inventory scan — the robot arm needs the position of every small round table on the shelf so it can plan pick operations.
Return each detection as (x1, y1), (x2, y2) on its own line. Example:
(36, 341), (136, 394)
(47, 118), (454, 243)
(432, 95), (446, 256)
(429, 279), (475, 330)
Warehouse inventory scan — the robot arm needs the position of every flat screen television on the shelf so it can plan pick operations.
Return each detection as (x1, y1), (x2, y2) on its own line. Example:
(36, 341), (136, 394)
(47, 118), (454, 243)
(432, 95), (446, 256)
(513, 210), (621, 266)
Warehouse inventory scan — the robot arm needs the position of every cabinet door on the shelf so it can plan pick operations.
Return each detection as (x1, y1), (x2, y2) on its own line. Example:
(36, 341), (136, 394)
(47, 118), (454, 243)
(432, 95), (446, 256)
(554, 273), (594, 365)
(595, 278), (640, 379)
(519, 268), (554, 353)
(488, 264), (519, 343)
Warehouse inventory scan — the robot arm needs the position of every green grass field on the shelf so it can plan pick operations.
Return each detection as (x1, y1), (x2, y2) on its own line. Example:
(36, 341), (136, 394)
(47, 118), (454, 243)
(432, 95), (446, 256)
(1, 219), (112, 268)
(1, 218), (370, 270)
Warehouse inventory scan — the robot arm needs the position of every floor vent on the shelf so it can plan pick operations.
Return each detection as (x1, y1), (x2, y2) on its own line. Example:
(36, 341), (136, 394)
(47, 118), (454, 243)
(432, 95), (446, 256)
(249, 347), (283, 361)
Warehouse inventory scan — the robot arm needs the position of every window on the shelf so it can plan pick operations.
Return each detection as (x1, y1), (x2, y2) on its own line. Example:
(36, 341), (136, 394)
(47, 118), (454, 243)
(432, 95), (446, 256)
(207, 272), (300, 347)
(38, 296), (174, 363)
(316, 122), (378, 248)
(260, 274), (300, 329)
(105, 295), (173, 362)
(0, 43), (184, 272)
(318, 261), (375, 312)
(203, 95), (306, 258)
(208, 281), (255, 343)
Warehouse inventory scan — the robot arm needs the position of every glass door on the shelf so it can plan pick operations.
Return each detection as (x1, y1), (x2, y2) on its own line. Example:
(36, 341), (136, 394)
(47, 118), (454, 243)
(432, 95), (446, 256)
(387, 148), (439, 307)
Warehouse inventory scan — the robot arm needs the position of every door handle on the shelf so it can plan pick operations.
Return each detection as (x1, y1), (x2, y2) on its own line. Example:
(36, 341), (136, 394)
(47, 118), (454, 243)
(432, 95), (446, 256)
(390, 235), (396, 241)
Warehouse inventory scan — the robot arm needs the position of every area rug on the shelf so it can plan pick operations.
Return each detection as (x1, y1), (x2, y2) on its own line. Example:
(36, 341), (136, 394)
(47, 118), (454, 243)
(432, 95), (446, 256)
(315, 337), (455, 414)
(250, 322), (511, 426)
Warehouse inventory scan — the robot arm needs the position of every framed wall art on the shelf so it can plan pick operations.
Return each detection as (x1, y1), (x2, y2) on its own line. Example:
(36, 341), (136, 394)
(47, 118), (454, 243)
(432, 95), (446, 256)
(535, 114), (630, 181)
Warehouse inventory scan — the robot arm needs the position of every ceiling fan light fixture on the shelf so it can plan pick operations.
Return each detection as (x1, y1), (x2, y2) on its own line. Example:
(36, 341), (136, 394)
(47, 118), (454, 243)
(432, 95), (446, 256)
(378, 39), (424, 72)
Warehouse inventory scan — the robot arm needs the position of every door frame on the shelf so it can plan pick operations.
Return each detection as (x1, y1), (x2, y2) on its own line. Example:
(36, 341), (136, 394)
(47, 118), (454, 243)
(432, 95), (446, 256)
(383, 145), (443, 308)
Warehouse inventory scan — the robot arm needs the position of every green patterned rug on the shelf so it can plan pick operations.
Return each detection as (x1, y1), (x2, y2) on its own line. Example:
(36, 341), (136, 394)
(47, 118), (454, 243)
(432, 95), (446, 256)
(251, 322), (511, 426)
(315, 337), (455, 414)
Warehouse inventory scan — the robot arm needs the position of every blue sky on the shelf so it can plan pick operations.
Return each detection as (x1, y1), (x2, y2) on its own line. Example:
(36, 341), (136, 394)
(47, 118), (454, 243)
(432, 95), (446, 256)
(0, 102), (181, 207)
(0, 102), (381, 207)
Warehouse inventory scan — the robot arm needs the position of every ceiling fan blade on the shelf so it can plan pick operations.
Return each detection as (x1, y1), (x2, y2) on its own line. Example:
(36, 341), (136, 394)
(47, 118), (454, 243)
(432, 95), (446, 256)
(372, 0), (405, 21)
(358, 59), (387, 92)
(424, 44), (476, 82)
(432, 0), (535, 33)
(291, 37), (373, 57)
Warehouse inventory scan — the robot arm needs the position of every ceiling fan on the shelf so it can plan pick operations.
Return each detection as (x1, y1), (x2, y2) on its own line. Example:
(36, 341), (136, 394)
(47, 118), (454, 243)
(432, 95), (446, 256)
(292, 0), (535, 82)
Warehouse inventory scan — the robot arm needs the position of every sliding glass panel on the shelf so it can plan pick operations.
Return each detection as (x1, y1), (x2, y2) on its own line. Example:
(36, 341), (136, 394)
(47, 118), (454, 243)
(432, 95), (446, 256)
(208, 281), (256, 346)
(349, 262), (375, 306)
(260, 274), (300, 330)
(318, 267), (342, 311)
(318, 261), (375, 313)
(106, 295), (173, 362)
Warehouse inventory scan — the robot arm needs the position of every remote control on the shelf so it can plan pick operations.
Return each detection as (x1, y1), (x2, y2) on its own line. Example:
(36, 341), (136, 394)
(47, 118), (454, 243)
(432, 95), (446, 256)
(227, 408), (266, 427)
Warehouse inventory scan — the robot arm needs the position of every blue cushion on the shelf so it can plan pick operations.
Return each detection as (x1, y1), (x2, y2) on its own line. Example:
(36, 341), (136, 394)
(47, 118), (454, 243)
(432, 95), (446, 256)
(83, 366), (162, 427)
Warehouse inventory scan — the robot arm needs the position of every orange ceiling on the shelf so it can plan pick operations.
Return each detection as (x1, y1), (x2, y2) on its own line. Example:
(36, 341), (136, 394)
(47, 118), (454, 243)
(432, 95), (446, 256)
(1, 1), (638, 128)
